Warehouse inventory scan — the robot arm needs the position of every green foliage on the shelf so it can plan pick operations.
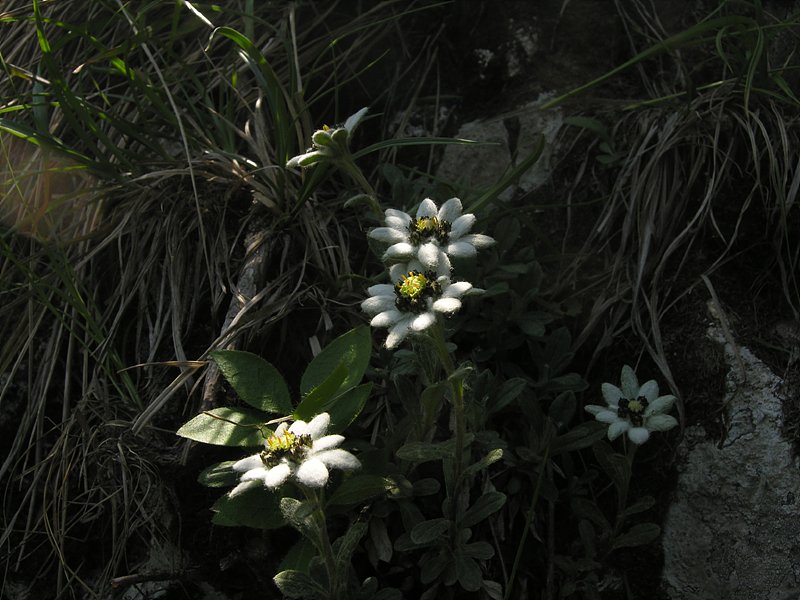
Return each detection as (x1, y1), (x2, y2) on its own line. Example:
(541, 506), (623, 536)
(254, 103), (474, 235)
(209, 350), (293, 414)
(177, 407), (271, 447)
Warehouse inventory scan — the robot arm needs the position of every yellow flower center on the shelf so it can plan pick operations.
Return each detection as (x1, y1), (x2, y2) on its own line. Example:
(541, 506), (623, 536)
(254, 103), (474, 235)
(266, 430), (297, 453)
(398, 272), (429, 300)
(628, 399), (644, 414)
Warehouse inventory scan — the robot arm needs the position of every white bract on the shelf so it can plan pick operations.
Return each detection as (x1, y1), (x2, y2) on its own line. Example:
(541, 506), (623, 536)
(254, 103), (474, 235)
(230, 413), (359, 496)
(369, 197), (495, 275)
(585, 365), (678, 445)
(286, 107), (369, 168)
(361, 263), (473, 349)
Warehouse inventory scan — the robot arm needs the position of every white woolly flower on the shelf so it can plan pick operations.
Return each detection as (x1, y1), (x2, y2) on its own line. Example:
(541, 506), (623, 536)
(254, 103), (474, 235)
(368, 197), (495, 275)
(361, 263), (473, 349)
(584, 365), (678, 445)
(286, 107), (369, 168)
(229, 413), (359, 496)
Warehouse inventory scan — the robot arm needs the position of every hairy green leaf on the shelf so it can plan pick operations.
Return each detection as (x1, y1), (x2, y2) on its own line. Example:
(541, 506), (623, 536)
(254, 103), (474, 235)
(177, 407), (270, 447)
(210, 350), (292, 415)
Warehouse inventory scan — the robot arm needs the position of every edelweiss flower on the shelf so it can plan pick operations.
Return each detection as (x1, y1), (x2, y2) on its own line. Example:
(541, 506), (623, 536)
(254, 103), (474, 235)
(230, 413), (359, 496)
(286, 107), (369, 168)
(585, 365), (678, 445)
(369, 197), (495, 275)
(361, 263), (472, 349)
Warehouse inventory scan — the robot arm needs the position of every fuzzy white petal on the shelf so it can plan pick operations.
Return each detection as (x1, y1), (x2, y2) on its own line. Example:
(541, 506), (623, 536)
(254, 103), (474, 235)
(274, 422), (289, 436)
(432, 297), (462, 314)
(608, 420), (629, 441)
(460, 233), (496, 248)
(296, 458), (329, 487)
(438, 197), (463, 222)
(584, 404), (607, 416)
(289, 419), (308, 435)
(443, 281), (472, 298)
(638, 380), (659, 402)
(411, 311), (437, 331)
(646, 414), (678, 432)
(229, 479), (259, 498)
(371, 309), (404, 328)
(369, 227), (408, 243)
(366, 283), (395, 297)
(312, 434), (344, 452)
(416, 198), (438, 218)
(418, 242), (441, 270)
(620, 365), (639, 400)
(446, 241), (478, 259)
(385, 209), (412, 226)
(645, 395), (675, 417)
(241, 467), (270, 482)
(627, 427), (651, 445)
(361, 295), (395, 314)
(314, 448), (361, 471)
(450, 213), (476, 239)
(601, 383), (624, 408)
(232, 454), (263, 473)
(594, 410), (620, 424)
(263, 463), (293, 488)
(305, 413), (331, 439)
(384, 243), (416, 260)
(385, 319), (412, 349)
(389, 263), (409, 281)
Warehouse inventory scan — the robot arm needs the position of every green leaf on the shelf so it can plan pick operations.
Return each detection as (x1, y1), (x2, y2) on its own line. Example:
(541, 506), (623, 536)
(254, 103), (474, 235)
(611, 523), (661, 550)
(300, 326), (371, 396)
(490, 378), (528, 413)
(327, 475), (395, 506)
(459, 492), (506, 528)
(177, 407), (270, 447)
(326, 383), (372, 433)
(549, 391), (577, 428)
(351, 136), (483, 160)
(412, 478), (441, 496)
(335, 522), (367, 573)
(373, 589), (402, 600)
(198, 461), (239, 488)
(278, 538), (317, 574)
(211, 487), (285, 529)
(410, 518), (451, 545)
(210, 350), (292, 415)
(463, 541), (495, 560)
(294, 362), (348, 421)
(396, 441), (452, 463)
(621, 495), (656, 519)
(273, 570), (328, 599)
(455, 555), (483, 591)
(570, 497), (611, 532)
(593, 441), (631, 502)
(460, 448), (504, 482)
(549, 421), (607, 455)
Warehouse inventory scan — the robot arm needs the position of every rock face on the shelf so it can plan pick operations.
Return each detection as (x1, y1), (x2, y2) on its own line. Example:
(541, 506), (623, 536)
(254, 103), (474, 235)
(661, 312), (800, 599)
(435, 96), (563, 201)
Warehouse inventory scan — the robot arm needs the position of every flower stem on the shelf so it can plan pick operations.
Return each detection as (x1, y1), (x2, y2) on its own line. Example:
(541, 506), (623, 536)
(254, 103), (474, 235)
(428, 321), (467, 508)
(305, 488), (338, 598)
(337, 157), (382, 218)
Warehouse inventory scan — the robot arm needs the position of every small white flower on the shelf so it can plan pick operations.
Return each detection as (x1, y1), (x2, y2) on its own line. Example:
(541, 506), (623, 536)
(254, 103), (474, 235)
(368, 197), (495, 275)
(229, 413), (359, 495)
(585, 365), (678, 445)
(286, 107), (369, 168)
(361, 263), (473, 349)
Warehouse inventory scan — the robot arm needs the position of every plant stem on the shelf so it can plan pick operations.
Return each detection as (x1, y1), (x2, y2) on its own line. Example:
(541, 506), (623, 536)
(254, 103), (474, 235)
(504, 446), (549, 600)
(428, 321), (466, 510)
(306, 488), (338, 599)
(338, 156), (383, 218)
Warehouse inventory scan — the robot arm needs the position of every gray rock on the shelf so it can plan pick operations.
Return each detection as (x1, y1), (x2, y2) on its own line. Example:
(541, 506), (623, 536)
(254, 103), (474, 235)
(435, 95), (563, 201)
(661, 313), (800, 599)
